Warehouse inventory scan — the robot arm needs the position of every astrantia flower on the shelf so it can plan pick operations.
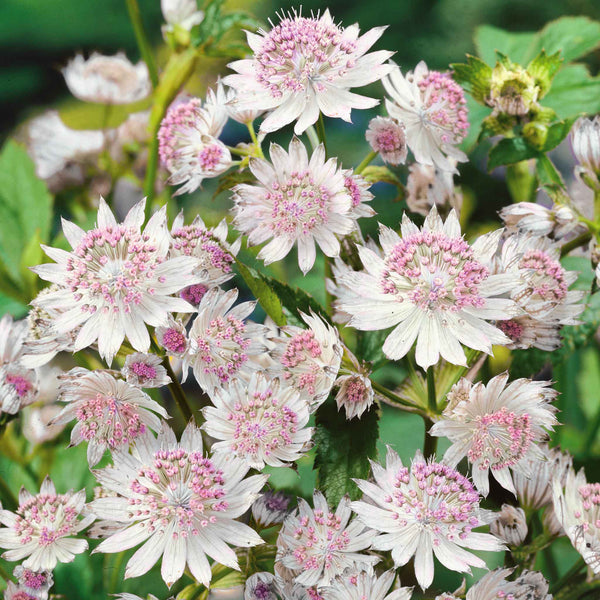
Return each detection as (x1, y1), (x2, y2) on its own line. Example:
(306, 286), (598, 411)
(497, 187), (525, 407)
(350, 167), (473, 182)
(62, 53), (151, 104)
(31, 198), (199, 364)
(4, 582), (37, 600)
(53, 368), (169, 466)
(122, 352), (171, 388)
(430, 373), (558, 496)
(351, 448), (503, 590)
(232, 138), (356, 274)
(489, 505), (527, 547)
(322, 569), (413, 600)
(335, 207), (516, 369)
(13, 565), (53, 600)
(252, 490), (291, 528)
(206, 80), (265, 125)
(270, 311), (342, 410)
(90, 422), (267, 587)
(571, 115), (600, 178)
(224, 9), (393, 135)
(161, 0), (204, 35)
(158, 96), (232, 195)
(334, 349), (375, 420)
(203, 372), (312, 469)
(496, 315), (562, 351)
(0, 477), (91, 571)
(0, 314), (38, 414)
(405, 163), (462, 217)
(383, 61), (468, 172)
(156, 316), (190, 359)
(466, 569), (551, 600)
(276, 491), (378, 588)
(499, 202), (579, 239)
(245, 572), (279, 600)
(343, 171), (375, 219)
(188, 287), (267, 394)
(170, 211), (240, 302)
(366, 116), (407, 166)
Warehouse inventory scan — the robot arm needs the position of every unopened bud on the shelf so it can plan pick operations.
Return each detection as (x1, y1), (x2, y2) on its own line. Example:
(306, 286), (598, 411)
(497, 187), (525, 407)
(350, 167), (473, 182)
(489, 62), (539, 116)
(571, 116), (600, 183)
(490, 504), (528, 546)
(523, 122), (548, 150)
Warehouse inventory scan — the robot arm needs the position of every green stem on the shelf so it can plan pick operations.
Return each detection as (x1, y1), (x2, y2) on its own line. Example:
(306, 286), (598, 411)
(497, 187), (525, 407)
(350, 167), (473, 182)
(543, 545), (559, 584)
(506, 161), (536, 203)
(560, 231), (592, 258)
(0, 472), (17, 511)
(162, 357), (195, 423)
(423, 368), (438, 459)
(108, 551), (127, 593)
(426, 367), (437, 414)
(246, 122), (264, 158)
(306, 126), (319, 152)
(226, 145), (253, 157)
(316, 112), (328, 157)
(550, 557), (586, 595)
(370, 380), (425, 415)
(124, 0), (159, 88)
(355, 151), (377, 175)
(143, 134), (159, 207)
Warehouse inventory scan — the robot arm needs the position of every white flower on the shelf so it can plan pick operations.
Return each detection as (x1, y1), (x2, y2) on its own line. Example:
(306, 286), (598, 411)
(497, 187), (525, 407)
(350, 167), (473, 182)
(405, 162), (462, 217)
(13, 566), (53, 600)
(499, 202), (580, 239)
(31, 198), (200, 364)
(343, 171), (375, 220)
(322, 569), (412, 600)
(245, 572), (279, 600)
(365, 116), (408, 166)
(276, 491), (378, 589)
(334, 349), (374, 420)
(489, 505), (528, 546)
(335, 207), (517, 369)
(251, 491), (291, 528)
(161, 0), (204, 34)
(206, 80), (265, 125)
(203, 372), (312, 469)
(351, 448), (503, 590)
(62, 52), (151, 104)
(122, 352), (171, 388)
(53, 367), (169, 466)
(383, 61), (468, 172)
(430, 373), (558, 496)
(0, 477), (91, 571)
(224, 9), (393, 135)
(496, 315), (562, 351)
(90, 422), (267, 587)
(232, 138), (356, 274)
(465, 569), (551, 600)
(571, 115), (600, 177)
(270, 311), (342, 410)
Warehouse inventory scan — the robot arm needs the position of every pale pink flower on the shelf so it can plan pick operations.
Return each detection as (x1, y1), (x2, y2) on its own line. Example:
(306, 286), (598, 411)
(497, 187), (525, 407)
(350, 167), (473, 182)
(203, 372), (312, 469)
(4, 582), (38, 600)
(13, 566), (53, 600)
(251, 490), (291, 528)
(496, 315), (562, 351)
(90, 422), (267, 587)
(31, 198), (199, 364)
(322, 569), (413, 600)
(335, 207), (517, 369)
(465, 569), (550, 600)
(161, 0), (204, 35)
(156, 316), (190, 359)
(62, 53), (151, 104)
(224, 9), (393, 135)
(405, 162), (462, 217)
(499, 202), (580, 239)
(383, 61), (469, 172)
(365, 116), (407, 166)
(343, 171), (375, 219)
(188, 287), (268, 394)
(0, 477), (91, 571)
(122, 352), (171, 388)
(489, 505), (528, 547)
(276, 491), (378, 588)
(232, 138), (356, 274)
(430, 373), (558, 496)
(245, 572), (279, 600)
(270, 311), (343, 410)
(157, 97), (232, 195)
(351, 448), (503, 590)
(53, 367), (169, 466)
(571, 115), (600, 177)
(334, 349), (374, 420)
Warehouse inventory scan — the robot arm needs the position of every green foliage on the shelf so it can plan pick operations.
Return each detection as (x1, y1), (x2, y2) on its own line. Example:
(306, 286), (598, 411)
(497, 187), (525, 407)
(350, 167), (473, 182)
(452, 55), (492, 103)
(543, 65), (600, 118)
(60, 97), (152, 130)
(527, 50), (563, 96)
(313, 399), (379, 505)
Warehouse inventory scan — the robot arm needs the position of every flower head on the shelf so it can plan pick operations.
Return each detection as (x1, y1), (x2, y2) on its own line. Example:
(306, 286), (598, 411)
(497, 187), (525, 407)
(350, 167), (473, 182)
(233, 138), (356, 274)
(224, 9), (393, 134)
(270, 311), (342, 410)
(252, 491), (292, 528)
(343, 171), (375, 220)
(156, 316), (190, 358)
(366, 116), (408, 166)
(383, 62), (468, 172)
(499, 202), (579, 239)
(488, 62), (539, 116)
(62, 53), (151, 104)
(489, 505), (527, 547)
(571, 116), (600, 178)
(53, 367), (170, 466)
(351, 448), (503, 590)
(245, 572), (279, 600)
(430, 373), (558, 496)
(465, 569), (550, 600)
(13, 566), (53, 600)
(122, 352), (171, 388)
(161, 0), (204, 35)
(335, 207), (516, 369)
(0, 477), (91, 571)
(276, 491), (378, 588)
(334, 349), (374, 420)
(496, 315), (562, 351)
(31, 198), (200, 364)
(90, 422), (267, 587)
(322, 569), (413, 600)
(203, 372), (312, 469)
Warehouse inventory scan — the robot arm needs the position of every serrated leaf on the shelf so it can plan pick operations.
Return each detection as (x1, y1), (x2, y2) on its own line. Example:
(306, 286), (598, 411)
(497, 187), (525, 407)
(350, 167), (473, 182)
(475, 25), (536, 65)
(213, 12), (264, 41)
(543, 64), (600, 118)
(451, 55), (492, 103)
(527, 50), (563, 96)
(314, 399), (379, 505)
(487, 137), (539, 170)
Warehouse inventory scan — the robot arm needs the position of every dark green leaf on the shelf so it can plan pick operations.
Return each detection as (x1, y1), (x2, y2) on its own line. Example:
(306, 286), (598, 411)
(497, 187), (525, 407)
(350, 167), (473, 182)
(544, 64), (600, 118)
(451, 55), (492, 103)
(474, 25), (536, 65)
(536, 155), (565, 188)
(487, 137), (539, 170)
(541, 117), (577, 152)
(527, 50), (562, 96)
(314, 399), (379, 505)
(355, 329), (389, 370)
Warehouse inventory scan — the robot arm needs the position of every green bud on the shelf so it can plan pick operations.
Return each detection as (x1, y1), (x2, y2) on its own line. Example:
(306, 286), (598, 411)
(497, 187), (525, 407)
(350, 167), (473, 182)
(489, 62), (539, 116)
(523, 122), (548, 149)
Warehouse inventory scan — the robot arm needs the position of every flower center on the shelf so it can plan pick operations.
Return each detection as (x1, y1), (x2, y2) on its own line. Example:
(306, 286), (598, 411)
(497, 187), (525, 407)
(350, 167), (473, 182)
(181, 284), (209, 305)
(498, 319), (524, 342)
(344, 176), (363, 208)
(162, 328), (187, 354)
(344, 377), (368, 404)
(281, 330), (323, 394)
(376, 128), (404, 152)
(5, 373), (33, 398)
(519, 249), (568, 302)
(128, 361), (158, 384)
(198, 144), (224, 171)
(171, 226), (234, 274)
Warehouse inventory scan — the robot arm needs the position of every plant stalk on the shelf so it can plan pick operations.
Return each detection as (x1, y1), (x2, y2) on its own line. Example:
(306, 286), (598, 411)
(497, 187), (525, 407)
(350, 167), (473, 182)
(124, 0), (159, 87)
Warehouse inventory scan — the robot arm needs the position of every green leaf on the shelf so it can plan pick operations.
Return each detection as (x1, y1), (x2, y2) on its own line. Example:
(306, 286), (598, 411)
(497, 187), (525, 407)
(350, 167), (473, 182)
(355, 329), (389, 370)
(487, 137), (539, 170)
(360, 165), (401, 186)
(536, 154), (565, 188)
(527, 50), (562, 97)
(541, 117), (577, 151)
(0, 293), (28, 318)
(475, 25), (536, 65)
(19, 230), (45, 298)
(59, 97), (151, 130)
(314, 399), (379, 505)
(544, 64), (600, 118)
(451, 55), (492, 103)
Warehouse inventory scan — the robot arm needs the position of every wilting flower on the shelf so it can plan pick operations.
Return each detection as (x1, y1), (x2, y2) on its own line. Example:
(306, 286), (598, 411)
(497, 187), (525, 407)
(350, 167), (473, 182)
(90, 422), (267, 587)
(489, 505), (528, 546)
(0, 314), (38, 414)
(31, 198), (199, 364)
(334, 349), (374, 420)
(122, 352), (171, 388)
(430, 373), (558, 496)
(499, 202), (579, 239)
(13, 566), (53, 600)
(270, 311), (342, 410)
(62, 52), (151, 104)
(161, 0), (204, 35)
(0, 477), (91, 571)
(276, 491), (378, 588)
(322, 569), (413, 600)
(465, 569), (551, 600)
(366, 116), (407, 166)
(158, 96), (232, 195)
(224, 9), (392, 134)
(53, 368), (169, 466)
(188, 287), (267, 394)
(335, 207), (516, 369)
(405, 163), (462, 217)
(343, 171), (375, 220)
(232, 138), (356, 274)
(571, 116), (600, 178)
(351, 448), (503, 590)
(252, 491), (291, 528)
(496, 314), (562, 351)
(383, 61), (468, 172)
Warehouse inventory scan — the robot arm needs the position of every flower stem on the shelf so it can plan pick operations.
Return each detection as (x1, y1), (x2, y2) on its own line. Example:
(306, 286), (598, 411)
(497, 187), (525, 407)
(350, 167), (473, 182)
(246, 122), (264, 158)
(423, 367), (438, 459)
(550, 556), (586, 595)
(316, 112), (328, 157)
(124, 0), (159, 88)
(560, 231), (592, 258)
(162, 357), (195, 423)
(226, 145), (253, 157)
(306, 126), (319, 152)
(370, 380), (425, 415)
(355, 151), (377, 175)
